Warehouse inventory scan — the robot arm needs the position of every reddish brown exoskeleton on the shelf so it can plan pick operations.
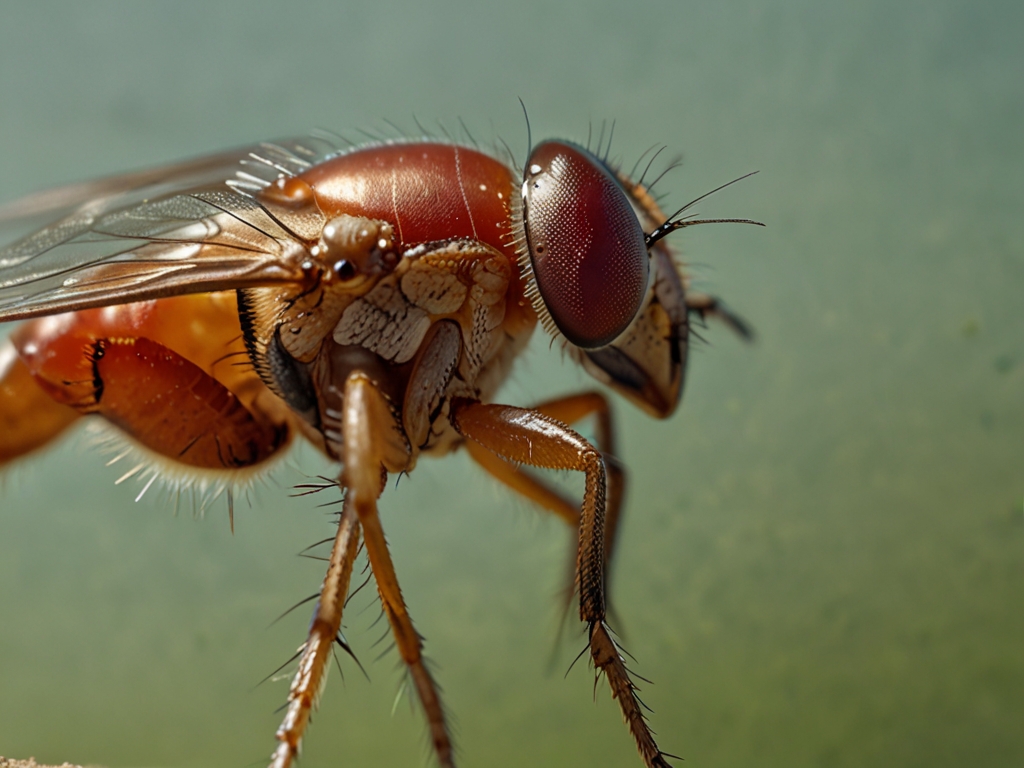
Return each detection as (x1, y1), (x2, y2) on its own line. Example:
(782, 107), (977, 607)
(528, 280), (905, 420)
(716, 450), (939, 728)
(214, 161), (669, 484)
(0, 129), (760, 767)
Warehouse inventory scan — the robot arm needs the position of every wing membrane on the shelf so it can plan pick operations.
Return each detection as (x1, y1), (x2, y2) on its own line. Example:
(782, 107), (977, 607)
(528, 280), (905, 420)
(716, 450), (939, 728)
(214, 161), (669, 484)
(0, 137), (341, 322)
(0, 148), (256, 229)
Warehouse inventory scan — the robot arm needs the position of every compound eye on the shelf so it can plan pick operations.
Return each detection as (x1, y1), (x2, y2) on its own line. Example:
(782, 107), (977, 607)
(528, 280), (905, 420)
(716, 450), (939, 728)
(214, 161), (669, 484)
(522, 141), (649, 349)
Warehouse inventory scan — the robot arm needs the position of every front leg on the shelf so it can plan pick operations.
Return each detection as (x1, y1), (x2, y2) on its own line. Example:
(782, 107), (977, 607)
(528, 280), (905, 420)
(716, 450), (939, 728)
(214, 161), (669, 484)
(270, 501), (361, 768)
(451, 399), (672, 768)
(273, 371), (454, 767)
(341, 372), (455, 767)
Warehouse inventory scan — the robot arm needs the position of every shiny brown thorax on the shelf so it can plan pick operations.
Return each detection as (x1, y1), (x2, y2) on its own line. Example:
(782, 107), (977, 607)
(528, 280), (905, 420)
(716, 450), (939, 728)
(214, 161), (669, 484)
(236, 143), (536, 466)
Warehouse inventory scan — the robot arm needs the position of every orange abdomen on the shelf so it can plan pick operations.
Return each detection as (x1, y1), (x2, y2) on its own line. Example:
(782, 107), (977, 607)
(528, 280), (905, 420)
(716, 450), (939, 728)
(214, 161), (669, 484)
(11, 294), (290, 470)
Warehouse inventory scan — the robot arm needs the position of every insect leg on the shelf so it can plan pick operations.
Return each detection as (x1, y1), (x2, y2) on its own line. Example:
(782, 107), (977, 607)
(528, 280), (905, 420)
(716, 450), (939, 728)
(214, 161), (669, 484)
(464, 390), (626, 608)
(530, 391), (625, 582)
(0, 339), (79, 466)
(450, 399), (671, 768)
(463, 438), (579, 524)
(270, 500), (360, 768)
(685, 291), (754, 340)
(341, 372), (454, 768)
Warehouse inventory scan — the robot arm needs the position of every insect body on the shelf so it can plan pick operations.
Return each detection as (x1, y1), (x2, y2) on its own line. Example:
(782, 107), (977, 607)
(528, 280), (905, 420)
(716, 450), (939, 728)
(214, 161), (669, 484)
(0, 132), (759, 767)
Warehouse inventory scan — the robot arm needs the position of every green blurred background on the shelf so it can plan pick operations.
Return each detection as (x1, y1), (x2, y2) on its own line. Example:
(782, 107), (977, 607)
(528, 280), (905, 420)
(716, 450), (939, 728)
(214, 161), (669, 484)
(0, 2), (1021, 766)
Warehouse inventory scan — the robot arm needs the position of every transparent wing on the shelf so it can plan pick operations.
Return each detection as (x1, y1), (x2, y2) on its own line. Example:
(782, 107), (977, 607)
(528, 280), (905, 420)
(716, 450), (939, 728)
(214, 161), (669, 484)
(0, 136), (342, 322)
(0, 147), (253, 229)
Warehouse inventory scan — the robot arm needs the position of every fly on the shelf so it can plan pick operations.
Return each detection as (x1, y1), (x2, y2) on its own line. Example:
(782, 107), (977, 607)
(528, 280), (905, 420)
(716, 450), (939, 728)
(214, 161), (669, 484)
(0, 129), (761, 768)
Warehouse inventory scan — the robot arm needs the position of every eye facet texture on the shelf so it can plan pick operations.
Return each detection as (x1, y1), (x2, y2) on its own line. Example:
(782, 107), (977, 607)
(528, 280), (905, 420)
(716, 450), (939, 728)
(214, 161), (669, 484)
(522, 141), (649, 349)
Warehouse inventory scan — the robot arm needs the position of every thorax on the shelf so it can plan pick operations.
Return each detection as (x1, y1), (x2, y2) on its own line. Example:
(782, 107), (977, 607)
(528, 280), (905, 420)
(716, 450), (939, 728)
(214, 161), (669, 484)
(240, 141), (538, 466)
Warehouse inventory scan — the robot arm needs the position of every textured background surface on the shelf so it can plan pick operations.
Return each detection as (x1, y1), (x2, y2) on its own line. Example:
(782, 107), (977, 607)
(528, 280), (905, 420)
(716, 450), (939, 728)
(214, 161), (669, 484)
(0, 758), (84, 768)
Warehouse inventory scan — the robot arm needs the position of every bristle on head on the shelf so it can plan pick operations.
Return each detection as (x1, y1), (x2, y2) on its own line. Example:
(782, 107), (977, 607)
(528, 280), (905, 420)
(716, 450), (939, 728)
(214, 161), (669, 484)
(507, 189), (567, 346)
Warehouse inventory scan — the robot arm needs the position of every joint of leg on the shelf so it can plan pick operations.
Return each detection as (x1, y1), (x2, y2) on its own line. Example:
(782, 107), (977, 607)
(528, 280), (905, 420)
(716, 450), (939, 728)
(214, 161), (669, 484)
(588, 621), (619, 668)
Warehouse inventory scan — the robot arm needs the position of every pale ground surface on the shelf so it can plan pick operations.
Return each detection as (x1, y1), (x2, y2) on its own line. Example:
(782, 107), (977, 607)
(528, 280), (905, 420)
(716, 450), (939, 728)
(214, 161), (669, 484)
(0, 759), (87, 768)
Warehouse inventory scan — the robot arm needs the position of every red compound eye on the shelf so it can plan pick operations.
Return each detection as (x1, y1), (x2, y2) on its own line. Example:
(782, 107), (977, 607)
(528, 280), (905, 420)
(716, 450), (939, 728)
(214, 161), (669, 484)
(522, 141), (649, 349)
